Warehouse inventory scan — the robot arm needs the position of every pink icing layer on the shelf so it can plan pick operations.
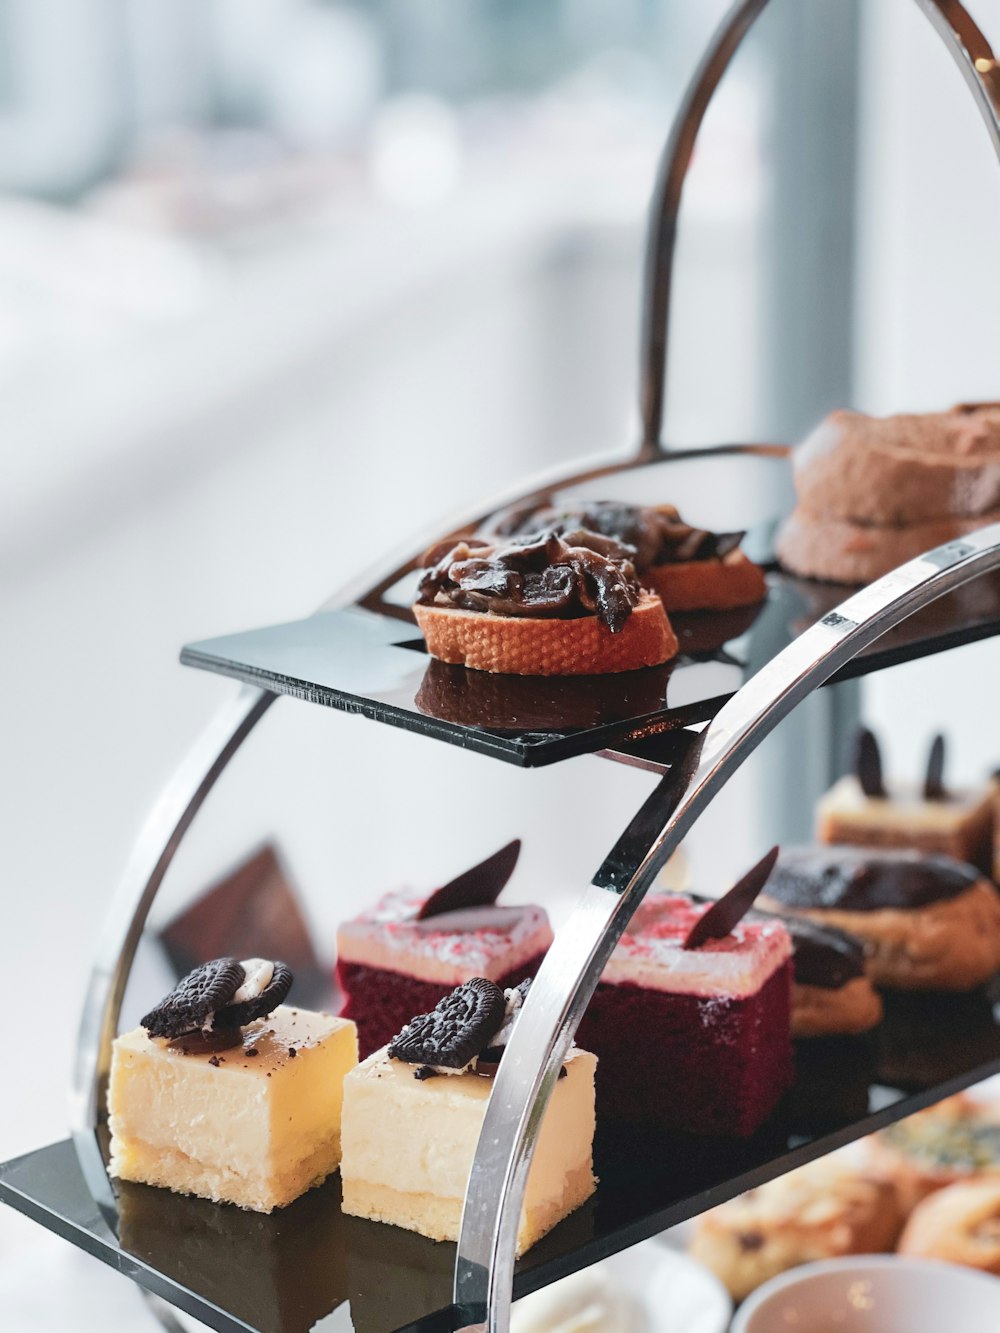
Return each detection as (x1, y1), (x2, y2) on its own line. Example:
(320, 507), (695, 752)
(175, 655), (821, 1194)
(335, 888), (553, 985)
(601, 893), (791, 997)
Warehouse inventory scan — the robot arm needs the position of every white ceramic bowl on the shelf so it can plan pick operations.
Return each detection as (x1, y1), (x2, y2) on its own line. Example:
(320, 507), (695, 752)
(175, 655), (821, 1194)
(731, 1255), (1000, 1333)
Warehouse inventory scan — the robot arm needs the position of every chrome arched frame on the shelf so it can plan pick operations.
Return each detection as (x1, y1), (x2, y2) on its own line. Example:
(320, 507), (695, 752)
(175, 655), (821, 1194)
(68, 2), (1000, 1331)
(638, 0), (1000, 456)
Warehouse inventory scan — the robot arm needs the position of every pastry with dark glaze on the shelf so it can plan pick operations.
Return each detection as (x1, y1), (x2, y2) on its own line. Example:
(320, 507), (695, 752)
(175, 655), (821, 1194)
(766, 913), (883, 1037)
(817, 728), (993, 872)
(760, 845), (1000, 992)
(414, 530), (677, 676)
(491, 498), (766, 613)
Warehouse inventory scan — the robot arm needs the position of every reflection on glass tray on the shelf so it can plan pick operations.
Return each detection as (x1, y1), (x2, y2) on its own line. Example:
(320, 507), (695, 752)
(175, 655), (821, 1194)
(179, 565), (1000, 767)
(4, 985), (999, 1333)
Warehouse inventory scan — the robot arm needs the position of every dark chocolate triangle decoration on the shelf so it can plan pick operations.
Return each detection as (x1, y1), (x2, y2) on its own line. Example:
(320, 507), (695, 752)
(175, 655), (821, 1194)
(923, 733), (947, 801)
(683, 846), (780, 950)
(417, 838), (522, 919)
(854, 725), (886, 798)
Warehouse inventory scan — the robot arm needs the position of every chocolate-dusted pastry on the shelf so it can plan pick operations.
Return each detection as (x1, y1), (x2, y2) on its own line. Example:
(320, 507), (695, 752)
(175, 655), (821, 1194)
(817, 728), (993, 872)
(760, 845), (1000, 992)
(776, 402), (1000, 584)
(414, 530), (677, 676)
(754, 912), (883, 1037)
(491, 498), (766, 613)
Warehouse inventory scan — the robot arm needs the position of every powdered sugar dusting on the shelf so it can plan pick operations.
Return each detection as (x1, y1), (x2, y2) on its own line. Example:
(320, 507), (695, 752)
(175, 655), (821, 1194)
(337, 888), (553, 985)
(603, 893), (791, 997)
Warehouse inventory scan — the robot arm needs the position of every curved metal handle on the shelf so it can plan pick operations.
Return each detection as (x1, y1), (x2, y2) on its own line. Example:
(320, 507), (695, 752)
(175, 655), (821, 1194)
(454, 523), (1000, 1331)
(639, 0), (1000, 457)
(69, 686), (274, 1141)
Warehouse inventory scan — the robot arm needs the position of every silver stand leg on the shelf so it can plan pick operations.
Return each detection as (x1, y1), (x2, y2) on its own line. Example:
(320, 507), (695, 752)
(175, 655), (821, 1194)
(639, 0), (1000, 458)
(69, 686), (274, 1145)
(454, 526), (1000, 1333)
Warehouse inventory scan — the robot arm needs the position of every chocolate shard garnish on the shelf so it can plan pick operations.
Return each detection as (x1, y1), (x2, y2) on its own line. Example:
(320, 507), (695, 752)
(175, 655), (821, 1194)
(388, 978), (507, 1070)
(215, 960), (293, 1029)
(854, 725), (886, 798)
(923, 733), (947, 801)
(416, 839), (522, 920)
(683, 847), (780, 950)
(142, 958), (246, 1039)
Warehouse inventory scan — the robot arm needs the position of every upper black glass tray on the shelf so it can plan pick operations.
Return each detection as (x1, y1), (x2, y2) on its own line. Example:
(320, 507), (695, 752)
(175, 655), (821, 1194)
(4, 986), (1000, 1333)
(181, 498), (1000, 768)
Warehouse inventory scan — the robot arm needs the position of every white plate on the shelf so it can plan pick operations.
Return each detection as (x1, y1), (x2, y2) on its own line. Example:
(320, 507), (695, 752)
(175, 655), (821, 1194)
(510, 1238), (732, 1333)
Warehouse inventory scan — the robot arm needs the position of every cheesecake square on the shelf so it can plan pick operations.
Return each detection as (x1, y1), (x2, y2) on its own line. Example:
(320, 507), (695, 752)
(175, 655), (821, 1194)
(575, 894), (793, 1137)
(816, 774), (993, 870)
(336, 889), (552, 1060)
(109, 1005), (358, 1213)
(340, 1045), (596, 1254)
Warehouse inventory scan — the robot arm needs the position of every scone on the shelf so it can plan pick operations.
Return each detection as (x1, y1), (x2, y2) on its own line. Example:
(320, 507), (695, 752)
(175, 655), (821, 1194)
(414, 531), (677, 675)
(689, 1155), (904, 1302)
(865, 1093), (1000, 1212)
(898, 1178), (1000, 1273)
(490, 497), (767, 613)
(760, 845), (1000, 991)
(777, 402), (1000, 584)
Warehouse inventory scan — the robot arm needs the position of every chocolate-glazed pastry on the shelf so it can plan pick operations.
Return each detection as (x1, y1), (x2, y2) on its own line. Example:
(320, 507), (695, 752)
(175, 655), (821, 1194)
(760, 845), (1000, 993)
(766, 913), (882, 1038)
(817, 727), (993, 873)
(764, 846), (980, 913)
(413, 530), (677, 676)
(490, 499), (766, 614)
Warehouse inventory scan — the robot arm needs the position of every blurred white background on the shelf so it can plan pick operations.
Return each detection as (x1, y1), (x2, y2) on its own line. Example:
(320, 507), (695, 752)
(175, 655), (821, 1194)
(1, 0), (999, 1327)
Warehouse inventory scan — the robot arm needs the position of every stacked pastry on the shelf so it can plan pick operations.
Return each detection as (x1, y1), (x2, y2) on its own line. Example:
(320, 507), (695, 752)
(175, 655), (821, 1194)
(777, 402), (1000, 584)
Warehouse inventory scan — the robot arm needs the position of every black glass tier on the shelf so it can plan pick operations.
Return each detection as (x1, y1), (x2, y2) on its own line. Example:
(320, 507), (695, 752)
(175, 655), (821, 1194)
(5, 986), (1000, 1333)
(180, 570), (1000, 768)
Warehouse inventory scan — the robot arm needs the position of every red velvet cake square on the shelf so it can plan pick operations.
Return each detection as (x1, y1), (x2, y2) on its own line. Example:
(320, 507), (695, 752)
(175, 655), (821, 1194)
(575, 894), (793, 1137)
(336, 892), (553, 1059)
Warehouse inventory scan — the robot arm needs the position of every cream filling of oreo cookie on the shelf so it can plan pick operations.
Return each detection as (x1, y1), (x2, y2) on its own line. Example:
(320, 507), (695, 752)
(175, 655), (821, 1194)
(200, 957), (273, 1033)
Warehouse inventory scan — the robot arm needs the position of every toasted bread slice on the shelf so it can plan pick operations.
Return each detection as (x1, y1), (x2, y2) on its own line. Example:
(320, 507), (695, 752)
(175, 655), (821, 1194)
(646, 549), (767, 612)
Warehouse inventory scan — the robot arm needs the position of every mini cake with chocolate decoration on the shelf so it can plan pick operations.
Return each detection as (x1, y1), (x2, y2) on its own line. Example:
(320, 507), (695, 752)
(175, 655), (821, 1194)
(760, 845), (1000, 991)
(817, 728), (993, 871)
(108, 957), (358, 1212)
(340, 978), (597, 1253)
(492, 498), (767, 613)
(336, 840), (553, 1060)
(414, 529), (678, 675)
(574, 849), (794, 1137)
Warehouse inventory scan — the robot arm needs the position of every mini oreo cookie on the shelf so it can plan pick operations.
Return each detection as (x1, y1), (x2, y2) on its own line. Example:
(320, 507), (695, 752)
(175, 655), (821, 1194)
(388, 977), (507, 1071)
(214, 960), (293, 1028)
(142, 957), (246, 1039)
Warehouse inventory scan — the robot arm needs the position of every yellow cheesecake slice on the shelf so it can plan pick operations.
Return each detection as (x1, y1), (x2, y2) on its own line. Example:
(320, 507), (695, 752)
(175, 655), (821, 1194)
(109, 1005), (358, 1213)
(340, 1045), (596, 1255)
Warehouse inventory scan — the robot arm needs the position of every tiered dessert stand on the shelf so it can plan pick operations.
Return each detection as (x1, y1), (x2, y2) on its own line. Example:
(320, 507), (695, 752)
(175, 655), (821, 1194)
(5, 3), (1000, 1331)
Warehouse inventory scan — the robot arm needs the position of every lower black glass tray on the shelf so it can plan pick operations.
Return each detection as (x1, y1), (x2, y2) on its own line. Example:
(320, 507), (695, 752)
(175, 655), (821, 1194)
(4, 986), (1000, 1333)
